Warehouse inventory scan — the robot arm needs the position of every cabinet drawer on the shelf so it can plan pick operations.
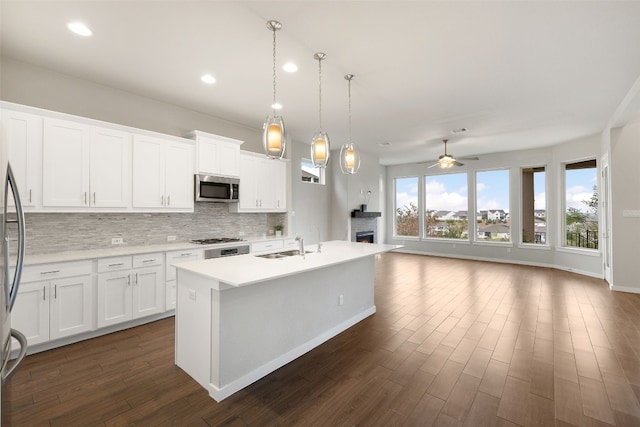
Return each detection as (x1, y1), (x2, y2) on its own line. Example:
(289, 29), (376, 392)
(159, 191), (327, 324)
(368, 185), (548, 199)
(283, 238), (297, 249)
(133, 253), (163, 268)
(22, 260), (92, 283)
(251, 240), (284, 253)
(165, 249), (203, 280)
(98, 256), (132, 273)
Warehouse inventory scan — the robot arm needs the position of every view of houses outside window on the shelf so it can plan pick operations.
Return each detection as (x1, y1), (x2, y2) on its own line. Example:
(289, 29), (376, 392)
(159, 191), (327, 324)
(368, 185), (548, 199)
(476, 169), (510, 242)
(565, 159), (598, 249)
(424, 173), (469, 239)
(395, 176), (419, 236)
(521, 167), (546, 244)
(301, 159), (324, 184)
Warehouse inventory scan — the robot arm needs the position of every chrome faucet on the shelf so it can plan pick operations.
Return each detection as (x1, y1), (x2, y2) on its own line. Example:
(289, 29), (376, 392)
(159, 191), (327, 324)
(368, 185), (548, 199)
(315, 226), (322, 253)
(295, 236), (305, 258)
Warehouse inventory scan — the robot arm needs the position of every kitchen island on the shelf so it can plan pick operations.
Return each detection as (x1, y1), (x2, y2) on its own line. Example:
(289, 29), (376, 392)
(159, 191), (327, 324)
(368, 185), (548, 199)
(174, 240), (400, 402)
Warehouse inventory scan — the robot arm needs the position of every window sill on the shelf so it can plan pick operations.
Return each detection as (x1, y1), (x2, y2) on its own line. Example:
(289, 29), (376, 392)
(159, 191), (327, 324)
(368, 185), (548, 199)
(556, 246), (600, 257)
(517, 243), (551, 251)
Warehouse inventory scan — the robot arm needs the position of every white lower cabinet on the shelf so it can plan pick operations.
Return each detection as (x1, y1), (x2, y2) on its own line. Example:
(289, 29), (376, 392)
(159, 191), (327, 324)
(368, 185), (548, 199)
(12, 261), (93, 346)
(97, 253), (164, 328)
(165, 249), (203, 310)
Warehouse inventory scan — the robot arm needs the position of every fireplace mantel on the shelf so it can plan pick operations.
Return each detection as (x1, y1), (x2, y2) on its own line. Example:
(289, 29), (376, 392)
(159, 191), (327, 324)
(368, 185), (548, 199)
(351, 211), (381, 218)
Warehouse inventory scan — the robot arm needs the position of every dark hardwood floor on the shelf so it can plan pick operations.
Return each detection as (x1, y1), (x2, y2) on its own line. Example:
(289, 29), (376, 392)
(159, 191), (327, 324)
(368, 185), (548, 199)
(5, 252), (640, 426)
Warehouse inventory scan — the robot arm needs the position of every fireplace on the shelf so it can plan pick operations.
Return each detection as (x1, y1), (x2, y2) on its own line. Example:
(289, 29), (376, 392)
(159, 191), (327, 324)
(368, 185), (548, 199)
(355, 230), (375, 244)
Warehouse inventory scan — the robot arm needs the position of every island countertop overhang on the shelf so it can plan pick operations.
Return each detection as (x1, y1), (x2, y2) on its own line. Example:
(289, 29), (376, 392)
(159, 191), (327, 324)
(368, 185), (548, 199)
(173, 240), (401, 287)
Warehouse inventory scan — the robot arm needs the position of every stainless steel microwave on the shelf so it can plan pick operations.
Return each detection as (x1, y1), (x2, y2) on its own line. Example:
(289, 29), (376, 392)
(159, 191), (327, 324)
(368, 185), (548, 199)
(195, 175), (239, 203)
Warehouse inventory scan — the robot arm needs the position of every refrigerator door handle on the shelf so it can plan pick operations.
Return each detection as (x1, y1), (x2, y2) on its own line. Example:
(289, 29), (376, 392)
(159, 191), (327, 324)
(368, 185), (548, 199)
(4, 163), (26, 311)
(2, 329), (27, 381)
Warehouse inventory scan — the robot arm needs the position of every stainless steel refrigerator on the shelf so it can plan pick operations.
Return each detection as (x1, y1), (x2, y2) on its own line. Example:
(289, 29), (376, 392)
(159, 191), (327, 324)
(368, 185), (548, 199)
(1, 157), (28, 424)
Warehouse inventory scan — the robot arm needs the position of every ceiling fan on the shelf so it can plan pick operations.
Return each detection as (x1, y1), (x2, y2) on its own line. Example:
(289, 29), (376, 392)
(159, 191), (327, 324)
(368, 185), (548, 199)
(419, 139), (479, 169)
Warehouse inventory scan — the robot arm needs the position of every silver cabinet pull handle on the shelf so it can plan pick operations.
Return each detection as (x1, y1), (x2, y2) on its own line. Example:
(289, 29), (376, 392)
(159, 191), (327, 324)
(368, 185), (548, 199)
(135, 273), (138, 284)
(168, 195), (171, 206)
(180, 253), (193, 257)
(43, 286), (46, 301)
(93, 192), (96, 204)
(108, 263), (124, 267)
(54, 285), (57, 299)
(29, 189), (32, 203)
(84, 192), (87, 205)
(40, 270), (60, 275)
(161, 195), (164, 205)
(128, 274), (131, 286)
(142, 259), (155, 263)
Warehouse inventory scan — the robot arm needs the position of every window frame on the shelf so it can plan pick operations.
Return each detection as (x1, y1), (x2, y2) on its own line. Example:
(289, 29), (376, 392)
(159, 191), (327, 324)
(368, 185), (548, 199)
(474, 168), (512, 245)
(393, 175), (421, 239)
(422, 171), (470, 242)
(519, 165), (549, 248)
(560, 158), (599, 252)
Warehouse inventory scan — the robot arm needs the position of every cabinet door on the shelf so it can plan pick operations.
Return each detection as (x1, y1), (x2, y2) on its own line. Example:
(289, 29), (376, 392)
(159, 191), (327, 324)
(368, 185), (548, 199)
(90, 127), (131, 207)
(274, 159), (287, 210)
(164, 142), (194, 209)
(238, 154), (259, 210)
(218, 142), (240, 177)
(1, 109), (42, 207)
(132, 135), (165, 208)
(256, 159), (276, 210)
(97, 271), (133, 327)
(132, 266), (164, 319)
(197, 136), (220, 175)
(49, 275), (93, 340)
(166, 281), (177, 311)
(11, 281), (50, 346)
(43, 118), (90, 207)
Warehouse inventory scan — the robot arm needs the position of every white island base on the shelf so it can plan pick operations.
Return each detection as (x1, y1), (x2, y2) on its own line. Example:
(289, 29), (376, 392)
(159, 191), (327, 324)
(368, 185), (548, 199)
(174, 241), (399, 402)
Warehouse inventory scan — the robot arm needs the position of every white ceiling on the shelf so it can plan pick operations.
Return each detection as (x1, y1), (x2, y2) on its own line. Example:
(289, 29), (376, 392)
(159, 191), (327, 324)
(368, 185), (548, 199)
(2, 1), (640, 165)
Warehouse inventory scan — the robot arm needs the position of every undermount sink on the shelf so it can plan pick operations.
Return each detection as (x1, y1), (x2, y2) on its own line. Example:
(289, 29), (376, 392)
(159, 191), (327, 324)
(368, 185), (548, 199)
(255, 249), (314, 259)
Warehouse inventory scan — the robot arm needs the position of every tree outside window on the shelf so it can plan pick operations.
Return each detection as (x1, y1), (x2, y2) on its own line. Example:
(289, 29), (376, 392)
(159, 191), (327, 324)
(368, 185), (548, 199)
(564, 160), (598, 249)
(395, 177), (419, 237)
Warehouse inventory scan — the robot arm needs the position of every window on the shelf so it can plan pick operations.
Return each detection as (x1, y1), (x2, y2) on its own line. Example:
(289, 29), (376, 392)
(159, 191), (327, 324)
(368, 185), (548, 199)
(476, 169), (510, 242)
(394, 177), (419, 237)
(521, 167), (546, 244)
(564, 159), (598, 249)
(424, 173), (468, 239)
(301, 158), (325, 184)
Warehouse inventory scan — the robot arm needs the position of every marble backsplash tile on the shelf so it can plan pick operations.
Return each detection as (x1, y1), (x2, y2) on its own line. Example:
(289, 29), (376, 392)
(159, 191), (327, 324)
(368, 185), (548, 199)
(24, 203), (286, 254)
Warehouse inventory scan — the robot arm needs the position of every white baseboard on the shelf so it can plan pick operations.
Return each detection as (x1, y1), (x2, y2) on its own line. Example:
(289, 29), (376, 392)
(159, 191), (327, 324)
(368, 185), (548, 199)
(208, 306), (377, 402)
(394, 249), (603, 280)
(609, 284), (640, 294)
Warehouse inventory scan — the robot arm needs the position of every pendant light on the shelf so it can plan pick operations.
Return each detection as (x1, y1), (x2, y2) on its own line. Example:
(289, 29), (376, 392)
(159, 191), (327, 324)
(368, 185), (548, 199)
(339, 74), (361, 174)
(263, 20), (286, 159)
(311, 52), (330, 168)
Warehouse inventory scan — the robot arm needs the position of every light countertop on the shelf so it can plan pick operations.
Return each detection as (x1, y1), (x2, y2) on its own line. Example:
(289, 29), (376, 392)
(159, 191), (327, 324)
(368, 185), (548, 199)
(174, 240), (401, 287)
(22, 235), (288, 266)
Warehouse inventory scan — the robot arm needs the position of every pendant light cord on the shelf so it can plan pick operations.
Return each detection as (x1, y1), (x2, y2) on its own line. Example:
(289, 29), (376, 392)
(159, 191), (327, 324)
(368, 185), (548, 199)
(348, 77), (352, 143)
(272, 27), (277, 115)
(318, 57), (323, 130)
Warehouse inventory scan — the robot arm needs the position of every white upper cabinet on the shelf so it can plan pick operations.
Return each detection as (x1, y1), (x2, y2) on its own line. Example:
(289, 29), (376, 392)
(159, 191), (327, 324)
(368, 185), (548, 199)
(43, 118), (131, 208)
(1, 109), (42, 207)
(231, 151), (288, 213)
(185, 130), (243, 178)
(132, 135), (194, 211)
(90, 127), (131, 207)
(43, 118), (91, 207)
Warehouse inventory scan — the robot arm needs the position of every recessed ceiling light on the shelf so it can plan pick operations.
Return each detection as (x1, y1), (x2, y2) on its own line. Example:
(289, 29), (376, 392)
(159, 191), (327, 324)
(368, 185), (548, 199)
(282, 62), (298, 73)
(271, 102), (283, 110)
(201, 74), (216, 84)
(450, 127), (468, 134)
(67, 22), (92, 37)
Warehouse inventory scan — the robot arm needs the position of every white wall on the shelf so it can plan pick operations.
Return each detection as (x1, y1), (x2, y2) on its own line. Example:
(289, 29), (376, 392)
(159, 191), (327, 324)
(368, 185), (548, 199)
(609, 113), (640, 291)
(384, 135), (603, 278)
(0, 57), (263, 151)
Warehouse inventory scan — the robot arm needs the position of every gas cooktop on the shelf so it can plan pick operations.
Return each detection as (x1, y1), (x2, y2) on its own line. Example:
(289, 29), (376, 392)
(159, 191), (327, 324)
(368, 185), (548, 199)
(190, 237), (245, 245)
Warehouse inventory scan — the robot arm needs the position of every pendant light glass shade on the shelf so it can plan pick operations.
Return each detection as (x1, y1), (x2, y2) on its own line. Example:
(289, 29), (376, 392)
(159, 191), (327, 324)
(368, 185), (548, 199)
(311, 130), (330, 167)
(311, 52), (330, 168)
(263, 20), (285, 159)
(340, 74), (361, 174)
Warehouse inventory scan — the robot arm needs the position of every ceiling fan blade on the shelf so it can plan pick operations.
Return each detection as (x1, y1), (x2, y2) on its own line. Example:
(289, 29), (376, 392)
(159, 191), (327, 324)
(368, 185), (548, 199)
(457, 156), (479, 161)
(454, 161), (465, 167)
(416, 159), (438, 165)
(426, 162), (441, 168)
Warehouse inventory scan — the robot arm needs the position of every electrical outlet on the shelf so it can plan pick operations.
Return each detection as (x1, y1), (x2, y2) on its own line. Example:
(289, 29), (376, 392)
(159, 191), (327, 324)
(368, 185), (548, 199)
(238, 231), (245, 236)
(111, 237), (124, 245)
(167, 235), (176, 241)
